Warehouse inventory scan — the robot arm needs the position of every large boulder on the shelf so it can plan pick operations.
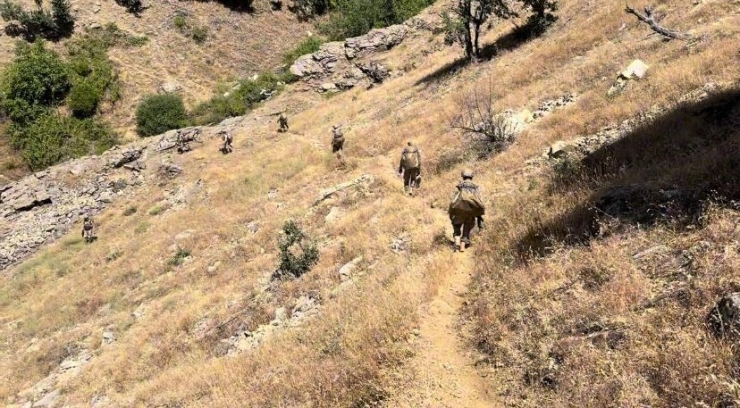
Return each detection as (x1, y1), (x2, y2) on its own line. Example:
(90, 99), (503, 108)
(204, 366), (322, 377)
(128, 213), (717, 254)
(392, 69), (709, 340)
(344, 25), (407, 59)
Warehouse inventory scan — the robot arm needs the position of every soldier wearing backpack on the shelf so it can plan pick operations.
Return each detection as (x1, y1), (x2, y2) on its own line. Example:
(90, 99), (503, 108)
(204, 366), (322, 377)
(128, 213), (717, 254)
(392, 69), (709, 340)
(277, 113), (289, 133)
(219, 130), (233, 154)
(82, 215), (96, 243)
(448, 169), (485, 253)
(331, 125), (345, 153)
(398, 142), (422, 196)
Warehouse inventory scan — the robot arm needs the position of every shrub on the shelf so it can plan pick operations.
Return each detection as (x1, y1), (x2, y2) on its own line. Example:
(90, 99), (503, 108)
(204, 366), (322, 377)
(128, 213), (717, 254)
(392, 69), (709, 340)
(173, 15), (186, 29)
(68, 81), (100, 118)
(320, 0), (434, 40)
(191, 26), (208, 43)
(114, 0), (143, 14)
(0, 41), (69, 126)
(273, 220), (319, 279)
(190, 72), (288, 125)
(168, 247), (191, 266)
(136, 94), (188, 137)
(450, 83), (517, 157)
(13, 114), (118, 170)
(282, 36), (323, 67)
(0, 0), (74, 40)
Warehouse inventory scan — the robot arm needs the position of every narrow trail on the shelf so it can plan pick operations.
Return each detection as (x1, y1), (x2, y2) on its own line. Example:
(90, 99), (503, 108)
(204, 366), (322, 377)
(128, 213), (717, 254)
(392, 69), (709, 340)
(385, 214), (497, 407)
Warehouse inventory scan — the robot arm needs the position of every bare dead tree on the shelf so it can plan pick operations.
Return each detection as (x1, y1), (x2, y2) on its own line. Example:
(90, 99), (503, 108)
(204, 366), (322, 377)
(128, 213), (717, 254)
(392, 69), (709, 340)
(625, 5), (685, 40)
(450, 83), (517, 157)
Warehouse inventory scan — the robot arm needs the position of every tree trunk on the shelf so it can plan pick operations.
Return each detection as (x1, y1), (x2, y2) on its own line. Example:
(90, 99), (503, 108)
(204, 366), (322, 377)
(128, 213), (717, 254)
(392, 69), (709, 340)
(463, 21), (474, 61)
(473, 21), (481, 60)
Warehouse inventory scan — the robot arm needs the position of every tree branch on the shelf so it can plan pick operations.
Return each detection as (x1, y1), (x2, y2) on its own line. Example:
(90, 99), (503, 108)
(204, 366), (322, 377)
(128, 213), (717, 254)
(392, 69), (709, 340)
(625, 5), (684, 40)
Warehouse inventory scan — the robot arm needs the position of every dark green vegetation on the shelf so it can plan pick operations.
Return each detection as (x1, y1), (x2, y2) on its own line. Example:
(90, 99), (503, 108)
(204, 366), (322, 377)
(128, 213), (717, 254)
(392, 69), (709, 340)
(135, 94), (188, 137)
(0, 25), (148, 171)
(293, 0), (435, 40)
(274, 220), (320, 279)
(0, 0), (74, 41)
(114, 0), (144, 14)
(190, 72), (292, 126)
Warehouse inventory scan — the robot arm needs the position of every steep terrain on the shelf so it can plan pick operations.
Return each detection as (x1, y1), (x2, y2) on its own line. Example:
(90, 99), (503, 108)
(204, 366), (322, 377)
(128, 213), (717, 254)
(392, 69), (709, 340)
(1, 0), (739, 407)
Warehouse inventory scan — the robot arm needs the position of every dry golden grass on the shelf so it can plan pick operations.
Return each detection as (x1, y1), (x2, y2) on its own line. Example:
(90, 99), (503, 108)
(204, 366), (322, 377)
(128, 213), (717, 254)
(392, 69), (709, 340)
(1, 0), (739, 406)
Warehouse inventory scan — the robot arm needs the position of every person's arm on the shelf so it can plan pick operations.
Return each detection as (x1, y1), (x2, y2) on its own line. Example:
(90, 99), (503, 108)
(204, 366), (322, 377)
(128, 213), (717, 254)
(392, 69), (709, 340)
(416, 151), (422, 172)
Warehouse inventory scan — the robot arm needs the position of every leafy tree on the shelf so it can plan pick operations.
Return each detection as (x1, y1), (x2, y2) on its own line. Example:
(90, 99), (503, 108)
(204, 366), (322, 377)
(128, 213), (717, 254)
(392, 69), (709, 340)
(50, 0), (73, 36)
(320, 0), (434, 40)
(13, 113), (117, 171)
(444, 0), (514, 61)
(0, 0), (74, 40)
(135, 94), (188, 136)
(0, 41), (69, 126)
(444, 0), (557, 61)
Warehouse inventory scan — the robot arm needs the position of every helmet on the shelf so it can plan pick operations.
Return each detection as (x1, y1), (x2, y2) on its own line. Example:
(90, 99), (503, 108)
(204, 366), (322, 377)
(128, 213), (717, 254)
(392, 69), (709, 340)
(461, 169), (474, 179)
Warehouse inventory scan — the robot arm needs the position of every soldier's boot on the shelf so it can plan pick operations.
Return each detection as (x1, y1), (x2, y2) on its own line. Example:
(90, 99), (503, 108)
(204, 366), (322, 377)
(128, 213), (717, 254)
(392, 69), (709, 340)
(454, 236), (461, 252)
(459, 241), (466, 253)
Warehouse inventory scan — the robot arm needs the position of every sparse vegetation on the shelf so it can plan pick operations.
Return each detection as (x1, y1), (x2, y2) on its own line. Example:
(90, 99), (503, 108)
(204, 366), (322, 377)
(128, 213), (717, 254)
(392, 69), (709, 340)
(320, 0), (436, 40)
(450, 83), (516, 157)
(274, 220), (319, 279)
(168, 247), (191, 266)
(282, 36), (324, 67)
(190, 72), (289, 125)
(136, 94), (188, 136)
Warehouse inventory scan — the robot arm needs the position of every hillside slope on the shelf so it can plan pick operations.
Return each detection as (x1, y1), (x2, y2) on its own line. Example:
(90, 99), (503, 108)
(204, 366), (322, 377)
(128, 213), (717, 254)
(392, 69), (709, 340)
(1, 1), (739, 407)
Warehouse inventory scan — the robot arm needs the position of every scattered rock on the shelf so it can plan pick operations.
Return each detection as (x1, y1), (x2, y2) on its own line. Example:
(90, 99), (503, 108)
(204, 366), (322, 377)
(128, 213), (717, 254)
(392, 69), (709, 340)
(338, 256), (363, 281)
(174, 230), (194, 241)
(608, 59), (649, 96)
(633, 245), (671, 260)
(246, 221), (260, 234)
(101, 331), (116, 345)
(391, 234), (411, 253)
(345, 24), (407, 59)
(707, 293), (740, 338)
(158, 163), (183, 179)
(32, 389), (60, 408)
(159, 81), (183, 94)
(324, 207), (344, 224)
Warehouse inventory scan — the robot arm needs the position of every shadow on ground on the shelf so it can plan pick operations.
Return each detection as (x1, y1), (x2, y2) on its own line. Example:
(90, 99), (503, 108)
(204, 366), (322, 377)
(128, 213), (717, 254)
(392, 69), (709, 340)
(516, 87), (740, 259)
(415, 25), (538, 86)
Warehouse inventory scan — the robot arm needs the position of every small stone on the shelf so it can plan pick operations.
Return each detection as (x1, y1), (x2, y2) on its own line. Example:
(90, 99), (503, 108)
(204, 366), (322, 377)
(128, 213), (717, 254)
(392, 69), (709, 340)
(32, 390), (59, 408)
(338, 256), (363, 281)
(633, 245), (671, 260)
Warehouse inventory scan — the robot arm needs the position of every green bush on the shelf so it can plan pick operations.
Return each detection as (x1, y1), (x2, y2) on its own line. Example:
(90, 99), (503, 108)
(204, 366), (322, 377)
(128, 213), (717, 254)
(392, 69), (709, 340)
(273, 220), (319, 279)
(282, 36), (324, 67)
(173, 15), (186, 29)
(191, 26), (208, 43)
(68, 81), (100, 118)
(0, 41), (69, 126)
(190, 72), (289, 125)
(136, 94), (188, 136)
(320, 0), (434, 40)
(114, 0), (143, 14)
(0, 0), (74, 41)
(13, 113), (117, 171)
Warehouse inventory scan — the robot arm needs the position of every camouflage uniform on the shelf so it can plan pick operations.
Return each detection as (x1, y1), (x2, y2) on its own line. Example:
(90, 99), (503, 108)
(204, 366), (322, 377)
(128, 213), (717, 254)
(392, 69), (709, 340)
(82, 216), (96, 243)
(220, 131), (233, 154)
(398, 143), (422, 195)
(278, 113), (289, 132)
(176, 131), (191, 154)
(449, 170), (485, 252)
(331, 126), (345, 153)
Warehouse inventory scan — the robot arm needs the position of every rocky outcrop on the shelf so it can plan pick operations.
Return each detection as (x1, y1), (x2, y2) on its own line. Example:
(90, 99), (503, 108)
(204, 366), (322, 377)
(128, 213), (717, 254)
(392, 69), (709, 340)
(289, 22), (416, 92)
(0, 125), (228, 272)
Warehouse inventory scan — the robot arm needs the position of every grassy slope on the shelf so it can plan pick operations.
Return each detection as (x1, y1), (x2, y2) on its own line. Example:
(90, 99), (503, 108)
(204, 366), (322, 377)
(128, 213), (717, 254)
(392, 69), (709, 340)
(0, 0), (739, 406)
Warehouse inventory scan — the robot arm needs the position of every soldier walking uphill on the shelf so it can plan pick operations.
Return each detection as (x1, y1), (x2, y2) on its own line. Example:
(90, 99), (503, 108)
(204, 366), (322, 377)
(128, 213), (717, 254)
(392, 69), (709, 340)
(176, 130), (192, 154)
(219, 130), (233, 154)
(398, 142), (422, 196)
(277, 113), (289, 133)
(331, 125), (346, 165)
(81, 215), (96, 243)
(448, 169), (485, 253)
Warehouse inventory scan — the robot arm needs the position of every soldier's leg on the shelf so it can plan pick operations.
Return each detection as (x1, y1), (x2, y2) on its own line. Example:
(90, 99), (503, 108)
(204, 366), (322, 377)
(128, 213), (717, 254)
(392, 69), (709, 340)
(403, 170), (412, 193)
(462, 218), (475, 245)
